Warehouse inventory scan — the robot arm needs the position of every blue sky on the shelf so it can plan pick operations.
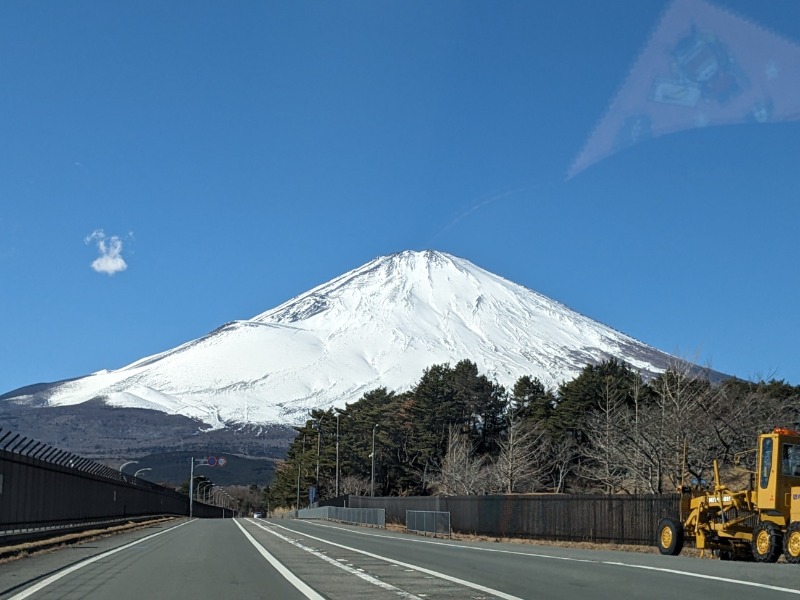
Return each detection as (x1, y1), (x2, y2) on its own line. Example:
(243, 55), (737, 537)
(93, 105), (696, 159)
(2, 0), (799, 394)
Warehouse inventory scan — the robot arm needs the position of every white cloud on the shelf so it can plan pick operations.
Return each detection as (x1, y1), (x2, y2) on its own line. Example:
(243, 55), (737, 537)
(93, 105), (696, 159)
(84, 229), (129, 276)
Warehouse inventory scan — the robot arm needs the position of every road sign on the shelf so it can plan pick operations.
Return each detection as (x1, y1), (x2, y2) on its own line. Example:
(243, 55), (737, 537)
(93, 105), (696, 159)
(207, 456), (217, 466)
(218, 457), (227, 467)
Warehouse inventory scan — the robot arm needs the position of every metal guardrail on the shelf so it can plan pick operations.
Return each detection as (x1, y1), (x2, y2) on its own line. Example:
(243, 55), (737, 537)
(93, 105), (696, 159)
(406, 510), (451, 537)
(297, 506), (386, 528)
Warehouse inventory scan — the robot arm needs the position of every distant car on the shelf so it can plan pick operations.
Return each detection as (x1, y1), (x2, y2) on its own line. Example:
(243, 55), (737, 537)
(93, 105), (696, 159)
(253, 512), (263, 518)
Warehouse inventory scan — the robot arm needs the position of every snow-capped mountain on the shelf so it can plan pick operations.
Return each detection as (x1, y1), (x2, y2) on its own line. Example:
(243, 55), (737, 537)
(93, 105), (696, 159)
(4, 250), (680, 428)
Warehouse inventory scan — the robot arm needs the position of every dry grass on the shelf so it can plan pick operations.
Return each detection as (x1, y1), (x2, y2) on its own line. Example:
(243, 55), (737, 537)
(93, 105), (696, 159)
(385, 522), (708, 557)
(0, 516), (178, 564)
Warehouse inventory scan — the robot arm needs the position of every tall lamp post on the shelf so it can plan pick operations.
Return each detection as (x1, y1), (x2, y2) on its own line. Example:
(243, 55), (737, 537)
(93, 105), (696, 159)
(189, 458), (211, 518)
(371, 424), (379, 497)
(134, 468), (152, 479)
(335, 412), (340, 497)
(119, 460), (138, 473)
(197, 480), (212, 502)
(207, 485), (216, 504)
(313, 417), (324, 496)
(295, 434), (306, 517)
(119, 460), (138, 482)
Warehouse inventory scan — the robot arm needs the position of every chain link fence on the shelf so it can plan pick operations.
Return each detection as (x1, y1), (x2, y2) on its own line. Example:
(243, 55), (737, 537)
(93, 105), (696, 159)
(297, 506), (386, 528)
(406, 510), (451, 537)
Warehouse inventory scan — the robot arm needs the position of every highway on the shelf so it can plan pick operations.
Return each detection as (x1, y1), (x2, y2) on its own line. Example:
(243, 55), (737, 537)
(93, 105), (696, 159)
(1, 517), (799, 599)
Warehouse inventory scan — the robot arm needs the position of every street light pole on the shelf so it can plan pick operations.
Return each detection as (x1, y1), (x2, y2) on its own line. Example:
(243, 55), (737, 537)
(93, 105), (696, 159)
(315, 418), (322, 491)
(119, 460), (138, 482)
(371, 424), (379, 497)
(335, 412), (340, 498)
(119, 460), (138, 473)
(295, 459), (301, 518)
(189, 457), (211, 518)
(197, 480), (212, 502)
(295, 434), (305, 518)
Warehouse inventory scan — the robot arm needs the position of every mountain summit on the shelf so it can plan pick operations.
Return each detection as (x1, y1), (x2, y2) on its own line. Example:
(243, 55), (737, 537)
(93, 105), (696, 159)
(4, 250), (677, 428)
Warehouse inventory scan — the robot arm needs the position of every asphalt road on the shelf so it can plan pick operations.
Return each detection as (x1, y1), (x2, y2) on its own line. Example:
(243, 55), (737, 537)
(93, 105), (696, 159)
(1, 517), (799, 599)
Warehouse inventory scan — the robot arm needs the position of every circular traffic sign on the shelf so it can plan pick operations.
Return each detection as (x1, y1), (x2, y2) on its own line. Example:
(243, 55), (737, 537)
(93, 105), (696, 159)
(218, 457), (227, 467)
(207, 456), (217, 466)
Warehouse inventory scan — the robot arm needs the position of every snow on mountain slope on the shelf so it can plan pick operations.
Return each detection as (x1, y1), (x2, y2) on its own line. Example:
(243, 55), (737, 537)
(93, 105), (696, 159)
(5, 250), (677, 427)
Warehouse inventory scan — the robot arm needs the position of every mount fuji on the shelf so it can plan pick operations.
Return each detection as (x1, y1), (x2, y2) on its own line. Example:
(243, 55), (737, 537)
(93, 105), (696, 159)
(3, 250), (682, 429)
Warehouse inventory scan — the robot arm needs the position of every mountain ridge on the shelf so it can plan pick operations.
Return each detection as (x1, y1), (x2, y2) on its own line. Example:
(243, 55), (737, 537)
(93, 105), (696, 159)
(2, 250), (687, 428)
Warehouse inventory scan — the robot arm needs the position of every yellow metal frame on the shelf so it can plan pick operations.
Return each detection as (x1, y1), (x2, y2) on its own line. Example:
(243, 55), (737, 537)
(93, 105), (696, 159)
(680, 428), (800, 551)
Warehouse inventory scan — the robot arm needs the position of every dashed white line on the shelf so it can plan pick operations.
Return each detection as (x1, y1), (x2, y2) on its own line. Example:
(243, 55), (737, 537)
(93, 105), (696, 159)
(233, 519), (324, 600)
(260, 520), (525, 600)
(295, 520), (800, 596)
(246, 519), (423, 599)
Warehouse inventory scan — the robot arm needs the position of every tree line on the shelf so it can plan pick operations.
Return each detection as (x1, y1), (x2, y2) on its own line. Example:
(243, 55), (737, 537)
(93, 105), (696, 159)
(266, 358), (799, 508)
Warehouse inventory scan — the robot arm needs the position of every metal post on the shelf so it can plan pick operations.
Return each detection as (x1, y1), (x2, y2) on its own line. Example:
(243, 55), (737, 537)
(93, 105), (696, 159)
(119, 460), (138, 473)
(335, 413), (340, 497)
(197, 480), (211, 502)
(371, 424), (378, 497)
(316, 421), (321, 490)
(190, 457), (194, 518)
(295, 434), (305, 517)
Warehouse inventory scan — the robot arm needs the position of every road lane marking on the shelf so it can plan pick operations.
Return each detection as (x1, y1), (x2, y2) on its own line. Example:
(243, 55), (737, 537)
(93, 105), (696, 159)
(292, 520), (800, 596)
(244, 519), (424, 599)
(301, 520), (594, 563)
(261, 521), (524, 600)
(8, 519), (193, 600)
(233, 519), (324, 600)
(601, 562), (800, 596)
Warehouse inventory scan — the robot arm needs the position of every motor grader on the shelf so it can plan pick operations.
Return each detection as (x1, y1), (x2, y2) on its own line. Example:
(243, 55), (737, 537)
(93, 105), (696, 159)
(657, 427), (800, 562)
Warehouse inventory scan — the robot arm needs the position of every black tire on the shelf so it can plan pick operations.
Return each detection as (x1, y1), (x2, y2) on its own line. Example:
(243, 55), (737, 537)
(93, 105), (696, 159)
(752, 522), (783, 563)
(657, 517), (684, 556)
(784, 521), (800, 564)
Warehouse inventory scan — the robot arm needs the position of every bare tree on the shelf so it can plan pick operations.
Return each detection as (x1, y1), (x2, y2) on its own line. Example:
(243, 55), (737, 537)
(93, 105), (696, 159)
(434, 425), (488, 495)
(491, 418), (550, 493)
(339, 474), (370, 496)
(580, 378), (630, 493)
(614, 359), (726, 494)
(547, 433), (579, 493)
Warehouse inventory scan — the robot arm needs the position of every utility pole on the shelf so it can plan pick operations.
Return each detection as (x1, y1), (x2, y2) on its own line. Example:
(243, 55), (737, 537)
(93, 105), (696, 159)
(335, 412), (340, 497)
(295, 434), (306, 517)
(371, 424), (379, 497)
(315, 418), (323, 490)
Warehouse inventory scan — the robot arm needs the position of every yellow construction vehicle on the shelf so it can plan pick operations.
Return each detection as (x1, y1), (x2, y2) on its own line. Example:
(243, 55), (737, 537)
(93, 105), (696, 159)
(657, 427), (800, 562)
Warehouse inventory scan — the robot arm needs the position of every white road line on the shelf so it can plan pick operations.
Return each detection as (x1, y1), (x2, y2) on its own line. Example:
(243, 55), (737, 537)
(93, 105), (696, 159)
(602, 562), (800, 595)
(295, 520), (800, 596)
(265, 521), (525, 600)
(8, 519), (193, 600)
(301, 520), (595, 563)
(245, 519), (423, 599)
(233, 519), (324, 600)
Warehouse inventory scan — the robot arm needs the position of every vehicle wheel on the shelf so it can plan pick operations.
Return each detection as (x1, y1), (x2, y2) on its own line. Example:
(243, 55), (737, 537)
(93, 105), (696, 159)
(784, 522), (800, 564)
(657, 517), (684, 556)
(752, 522), (783, 563)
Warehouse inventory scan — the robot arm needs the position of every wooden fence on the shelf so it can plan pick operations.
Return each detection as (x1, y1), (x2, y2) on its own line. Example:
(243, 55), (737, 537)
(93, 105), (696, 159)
(347, 493), (679, 546)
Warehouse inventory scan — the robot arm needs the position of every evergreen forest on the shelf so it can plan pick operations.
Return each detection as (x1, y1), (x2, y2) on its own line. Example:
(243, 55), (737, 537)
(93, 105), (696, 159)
(266, 359), (800, 508)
